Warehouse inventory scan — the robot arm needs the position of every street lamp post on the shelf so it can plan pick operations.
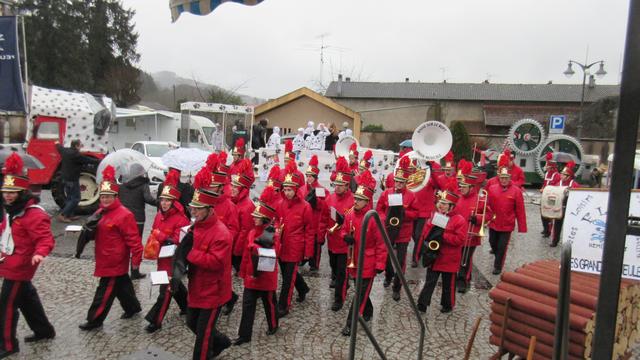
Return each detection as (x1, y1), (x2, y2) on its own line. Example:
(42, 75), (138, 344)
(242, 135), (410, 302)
(563, 60), (607, 140)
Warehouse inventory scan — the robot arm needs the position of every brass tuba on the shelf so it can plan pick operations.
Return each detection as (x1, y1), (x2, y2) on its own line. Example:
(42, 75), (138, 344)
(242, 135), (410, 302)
(334, 135), (359, 159)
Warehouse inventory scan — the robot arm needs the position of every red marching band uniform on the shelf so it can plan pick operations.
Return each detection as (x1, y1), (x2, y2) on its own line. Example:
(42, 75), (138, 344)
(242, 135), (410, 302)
(376, 155), (418, 301)
(486, 156), (528, 275)
(551, 161), (580, 247)
(540, 152), (561, 238)
(416, 183), (467, 313)
(143, 169), (190, 333)
(302, 155), (329, 271)
(324, 157), (355, 311)
(235, 186), (281, 345)
(486, 149), (525, 189)
(341, 170), (387, 336)
(0, 154), (56, 358)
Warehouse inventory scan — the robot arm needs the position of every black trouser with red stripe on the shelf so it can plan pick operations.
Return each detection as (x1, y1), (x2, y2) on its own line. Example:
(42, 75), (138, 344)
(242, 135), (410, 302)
(86, 275), (141, 325)
(277, 261), (309, 312)
(418, 270), (456, 309)
(385, 242), (409, 292)
(488, 229), (511, 272)
(411, 218), (427, 263)
(457, 246), (477, 284)
(0, 280), (55, 353)
(345, 277), (374, 327)
(186, 306), (229, 360)
(552, 218), (564, 246)
(238, 288), (278, 339)
(144, 282), (188, 327)
(330, 253), (348, 304)
(309, 238), (322, 270)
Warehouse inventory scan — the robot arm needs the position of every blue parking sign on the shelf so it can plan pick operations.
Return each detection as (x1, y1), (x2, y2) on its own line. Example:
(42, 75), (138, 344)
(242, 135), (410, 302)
(549, 115), (565, 134)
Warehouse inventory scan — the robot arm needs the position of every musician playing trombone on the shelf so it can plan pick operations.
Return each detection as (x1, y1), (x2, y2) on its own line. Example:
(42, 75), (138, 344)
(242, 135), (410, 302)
(454, 160), (493, 294)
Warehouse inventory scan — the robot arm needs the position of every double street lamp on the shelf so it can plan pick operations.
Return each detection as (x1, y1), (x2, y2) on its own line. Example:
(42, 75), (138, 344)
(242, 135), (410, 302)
(563, 60), (607, 140)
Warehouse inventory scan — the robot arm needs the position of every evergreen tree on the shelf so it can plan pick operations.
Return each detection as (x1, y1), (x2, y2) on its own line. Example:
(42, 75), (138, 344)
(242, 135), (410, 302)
(450, 121), (472, 162)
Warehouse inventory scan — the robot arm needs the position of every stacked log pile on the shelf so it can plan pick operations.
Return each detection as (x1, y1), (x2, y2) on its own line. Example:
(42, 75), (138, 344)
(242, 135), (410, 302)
(488, 260), (640, 359)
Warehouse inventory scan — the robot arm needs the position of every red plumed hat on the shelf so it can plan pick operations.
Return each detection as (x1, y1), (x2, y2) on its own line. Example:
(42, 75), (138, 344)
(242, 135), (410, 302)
(231, 159), (255, 188)
(190, 166), (218, 208)
(233, 138), (246, 156)
(99, 165), (119, 195)
(443, 151), (455, 169)
(359, 150), (373, 171)
(217, 151), (230, 175)
(545, 152), (557, 167)
(306, 155), (320, 176)
(284, 139), (295, 161)
(206, 153), (219, 171)
(349, 142), (359, 158)
(354, 168), (376, 201)
(437, 177), (460, 204)
(159, 169), (181, 200)
(2, 153), (29, 192)
(252, 185), (278, 220)
(282, 160), (302, 188)
(267, 165), (282, 187)
(457, 159), (477, 186)
(333, 156), (351, 185)
(394, 155), (411, 182)
(497, 153), (511, 177)
(562, 161), (576, 178)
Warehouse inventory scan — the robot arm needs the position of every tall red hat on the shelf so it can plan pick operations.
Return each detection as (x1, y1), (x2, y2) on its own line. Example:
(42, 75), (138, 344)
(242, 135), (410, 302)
(190, 166), (218, 208)
(159, 169), (181, 200)
(349, 142), (359, 158)
(284, 139), (295, 162)
(217, 151), (231, 175)
(232, 138), (246, 157)
(231, 159), (255, 188)
(306, 155), (320, 176)
(267, 165), (282, 188)
(206, 153), (226, 186)
(394, 155), (412, 182)
(457, 159), (477, 186)
(332, 156), (351, 186)
(359, 150), (373, 171)
(497, 152), (511, 177)
(545, 152), (557, 167)
(252, 185), (278, 220)
(442, 151), (455, 170)
(99, 165), (119, 195)
(562, 161), (576, 178)
(437, 177), (460, 205)
(1, 153), (29, 192)
(282, 160), (302, 188)
(354, 168), (376, 201)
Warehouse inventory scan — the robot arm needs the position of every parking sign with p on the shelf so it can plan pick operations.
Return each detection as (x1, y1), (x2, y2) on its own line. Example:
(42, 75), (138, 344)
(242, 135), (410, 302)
(549, 115), (565, 134)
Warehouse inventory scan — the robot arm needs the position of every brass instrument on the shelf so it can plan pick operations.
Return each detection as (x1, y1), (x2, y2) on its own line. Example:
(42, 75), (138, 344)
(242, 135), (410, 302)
(347, 224), (357, 269)
(461, 189), (488, 267)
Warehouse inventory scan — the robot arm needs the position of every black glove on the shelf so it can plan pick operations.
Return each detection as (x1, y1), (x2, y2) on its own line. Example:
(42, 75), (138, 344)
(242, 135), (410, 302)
(172, 230), (194, 282)
(469, 216), (477, 225)
(344, 234), (355, 246)
(305, 189), (318, 209)
(254, 226), (275, 248)
(169, 278), (183, 295)
(426, 226), (444, 241)
(162, 238), (175, 247)
(75, 210), (103, 258)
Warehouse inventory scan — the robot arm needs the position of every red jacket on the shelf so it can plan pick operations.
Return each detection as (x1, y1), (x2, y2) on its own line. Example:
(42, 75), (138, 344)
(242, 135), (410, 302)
(376, 187), (418, 243)
(303, 181), (329, 244)
(454, 189), (493, 247)
(239, 225), (280, 291)
(413, 178), (437, 218)
(232, 189), (255, 256)
(212, 195), (240, 255)
(150, 204), (190, 274)
(93, 199), (143, 277)
(559, 178), (580, 188)
(276, 193), (314, 262)
(324, 191), (354, 254)
(187, 212), (233, 309)
(343, 207), (387, 279)
(420, 211), (466, 273)
(542, 170), (561, 189)
(0, 200), (55, 281)
(487, 182), (527, 233)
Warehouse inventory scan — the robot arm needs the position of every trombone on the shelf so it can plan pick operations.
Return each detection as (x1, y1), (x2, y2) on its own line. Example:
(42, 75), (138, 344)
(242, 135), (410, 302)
(461, 189), (488, 267)
(347, 223), (357, 269)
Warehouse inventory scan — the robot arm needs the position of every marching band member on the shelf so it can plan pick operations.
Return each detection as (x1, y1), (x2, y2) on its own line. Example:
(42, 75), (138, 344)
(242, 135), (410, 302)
(229, 138), (246, 175)
(550, 161), (580, 247)
(376, 155), (419, 301)
(486, 156), (527, 275)
(454, 160), (492, 293)
(416, 181), (466, 313)
(216, 151), (234, 196)
(348, 143), (359, 175)
(302, 155), (329, 272)
(434, 151), (456, 189)
(410, 159), (439, 268)
(143, 169), (190, 333)
(341, 170), (386, 336)
(276, 161), (313, 317)
(0, 154), (55, 358)
(283, 140), (305, 183)
(324, 157), (354, 311)
(540, 152), (560, 238)
(234, 186), (281, 345)
(487, 149), (525, 189)
(267, 165), (284, 207)
(228, 159), (255, 314)
(80, 166), (143, 331)
(185, 170), (233, 360)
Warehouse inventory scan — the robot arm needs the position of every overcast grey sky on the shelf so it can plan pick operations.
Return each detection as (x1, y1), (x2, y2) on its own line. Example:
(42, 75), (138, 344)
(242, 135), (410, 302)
(121, 0), (630, 99)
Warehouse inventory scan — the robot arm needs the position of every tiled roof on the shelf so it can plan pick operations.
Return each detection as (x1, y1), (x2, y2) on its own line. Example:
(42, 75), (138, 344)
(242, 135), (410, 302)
(325, 81), (619, 103)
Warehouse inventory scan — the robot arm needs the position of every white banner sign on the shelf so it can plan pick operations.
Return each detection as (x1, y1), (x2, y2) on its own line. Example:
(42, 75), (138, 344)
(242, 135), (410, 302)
(563, 189), (640, 279)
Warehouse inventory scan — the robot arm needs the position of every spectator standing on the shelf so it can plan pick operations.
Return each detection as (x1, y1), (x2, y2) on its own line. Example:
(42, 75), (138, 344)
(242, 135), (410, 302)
(324, 123), (339, 151)
(56, 139), (99, 223)
(266, 126), (281, 150)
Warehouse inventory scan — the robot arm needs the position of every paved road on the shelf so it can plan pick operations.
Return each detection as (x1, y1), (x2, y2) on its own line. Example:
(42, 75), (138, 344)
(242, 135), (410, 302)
(1, 189), (616, 359)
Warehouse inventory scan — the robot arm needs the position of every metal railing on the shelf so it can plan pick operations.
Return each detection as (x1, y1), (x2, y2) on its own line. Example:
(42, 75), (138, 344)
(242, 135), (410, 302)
(348, 209), (427, 360)
(553, 242), (572, 360)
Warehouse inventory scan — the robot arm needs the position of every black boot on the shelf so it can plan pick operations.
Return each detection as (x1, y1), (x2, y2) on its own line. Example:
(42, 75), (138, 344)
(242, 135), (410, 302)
(222, 292), (239, 315)
(131, 268), (146, 280)
(24, 331), (55, 343)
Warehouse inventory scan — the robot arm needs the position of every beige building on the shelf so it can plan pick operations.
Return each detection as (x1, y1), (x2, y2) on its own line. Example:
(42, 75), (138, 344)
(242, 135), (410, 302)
(254, 87), (361, 138)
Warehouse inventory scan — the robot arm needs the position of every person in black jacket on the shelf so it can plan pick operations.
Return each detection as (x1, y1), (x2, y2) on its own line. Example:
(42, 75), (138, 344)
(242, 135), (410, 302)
(56, 140), (100, 223)
(251, 119), (268, 164)
(119, 163), (158, 279)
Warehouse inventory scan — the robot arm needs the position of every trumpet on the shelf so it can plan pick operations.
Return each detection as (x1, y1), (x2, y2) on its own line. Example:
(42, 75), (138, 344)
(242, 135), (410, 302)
(461, 189), (488, 267)
(347, 224), (357, 269)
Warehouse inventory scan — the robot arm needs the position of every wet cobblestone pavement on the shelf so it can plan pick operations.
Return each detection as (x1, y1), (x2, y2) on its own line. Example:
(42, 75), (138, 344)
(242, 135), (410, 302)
(2, 191), (634, 359)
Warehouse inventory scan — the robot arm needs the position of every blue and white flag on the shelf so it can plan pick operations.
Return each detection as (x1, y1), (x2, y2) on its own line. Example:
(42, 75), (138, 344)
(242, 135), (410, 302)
(170, 0), (263, 22)
(0, 16), (26, 112)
